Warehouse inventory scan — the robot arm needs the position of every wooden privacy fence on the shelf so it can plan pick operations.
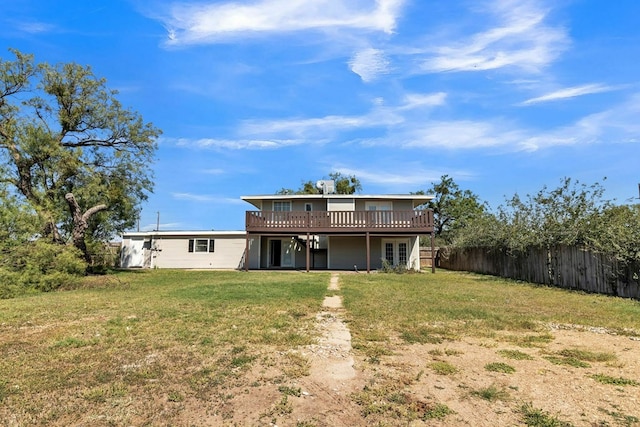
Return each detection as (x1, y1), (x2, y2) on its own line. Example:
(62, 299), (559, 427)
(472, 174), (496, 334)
(439, 245), (640, 299)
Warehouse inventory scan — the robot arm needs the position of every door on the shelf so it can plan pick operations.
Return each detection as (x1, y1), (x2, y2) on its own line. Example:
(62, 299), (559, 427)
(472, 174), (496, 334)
(122, 237), (145, 268)
(269, 239), (294, 268)
(270, 239), (281, 267)
(382, 238), (409, 267)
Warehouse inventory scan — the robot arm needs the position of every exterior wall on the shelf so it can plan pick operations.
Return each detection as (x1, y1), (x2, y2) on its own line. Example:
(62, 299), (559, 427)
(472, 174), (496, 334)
(121, 232), (251, 269)
(328, 236), (368, 270)
(152, 235), (244, 269)
(327, 235), (421, 271)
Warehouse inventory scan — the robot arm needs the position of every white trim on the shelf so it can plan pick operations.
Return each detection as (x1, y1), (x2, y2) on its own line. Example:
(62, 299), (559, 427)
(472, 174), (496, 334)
(122, 230), (246, 238)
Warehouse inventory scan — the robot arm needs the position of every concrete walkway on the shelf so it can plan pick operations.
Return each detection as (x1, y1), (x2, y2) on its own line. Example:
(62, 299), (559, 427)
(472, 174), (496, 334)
(307, 273), (356, 383)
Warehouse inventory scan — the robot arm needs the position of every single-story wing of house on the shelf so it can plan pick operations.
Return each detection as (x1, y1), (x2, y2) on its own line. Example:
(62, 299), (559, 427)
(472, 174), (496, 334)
(120, 183), (435, 272)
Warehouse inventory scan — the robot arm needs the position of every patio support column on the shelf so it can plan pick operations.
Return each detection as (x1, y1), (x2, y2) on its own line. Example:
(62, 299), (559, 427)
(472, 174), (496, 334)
(306, 232), (310, 273)
(431, 232), (436, 274)
(366, 231), (371, 273)
(245, 232), (250, 272)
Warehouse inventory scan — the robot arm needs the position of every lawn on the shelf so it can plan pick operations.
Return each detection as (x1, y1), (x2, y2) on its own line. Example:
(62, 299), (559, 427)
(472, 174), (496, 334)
(0, 270), (329, 425)
(1, 269), (639, 426)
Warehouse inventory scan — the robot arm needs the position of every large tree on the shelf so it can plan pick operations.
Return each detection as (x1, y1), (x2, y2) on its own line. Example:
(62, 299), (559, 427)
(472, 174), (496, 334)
(0, 49), (160, 262)
(417, 175), (486, 244)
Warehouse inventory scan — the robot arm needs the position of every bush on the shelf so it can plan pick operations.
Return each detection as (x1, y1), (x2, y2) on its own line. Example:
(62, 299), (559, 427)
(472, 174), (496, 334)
(0, 240), (86, 298)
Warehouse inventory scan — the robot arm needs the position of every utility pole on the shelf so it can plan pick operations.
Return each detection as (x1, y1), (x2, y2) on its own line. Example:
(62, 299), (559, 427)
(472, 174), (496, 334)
(156, 211), (160, 231)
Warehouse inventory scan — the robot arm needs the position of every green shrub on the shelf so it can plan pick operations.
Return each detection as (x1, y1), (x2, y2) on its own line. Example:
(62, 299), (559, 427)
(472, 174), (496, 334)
(0, 240), (86, 297)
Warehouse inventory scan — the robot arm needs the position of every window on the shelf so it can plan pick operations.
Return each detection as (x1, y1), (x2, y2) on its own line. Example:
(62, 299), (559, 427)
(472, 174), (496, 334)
(382, 239), (409, 267)
(188, 239), (215, 253)
(398, 242), (407, 265)
(385, 242), (394, 263)
(305, 203), (312, 212)
(273, 201), (291, 211)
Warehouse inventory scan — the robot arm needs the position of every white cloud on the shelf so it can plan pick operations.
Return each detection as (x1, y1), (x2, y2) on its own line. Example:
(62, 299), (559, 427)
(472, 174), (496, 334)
(398, 120), (526, 150)
(176, 138), (301, 150)
(421, 0), (568, 73)
(240, 92), (444, 138)
(201, 168), (226, 175)
(520, 83), (617, 105)
(162, 0), (405, 45)
(520, 93), (640, 150)
(349, 48), (390, 82)
(399, 92), (447, 110)
(335, 167), (438, 186)
(172, 192), (245, 204)
(17, 21), (56, 34)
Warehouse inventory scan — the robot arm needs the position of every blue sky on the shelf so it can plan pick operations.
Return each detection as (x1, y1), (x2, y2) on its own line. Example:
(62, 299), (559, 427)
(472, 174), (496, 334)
(2, 0), (639, 231)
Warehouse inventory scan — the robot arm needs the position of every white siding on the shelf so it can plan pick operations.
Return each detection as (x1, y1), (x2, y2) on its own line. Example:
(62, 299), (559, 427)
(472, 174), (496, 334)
(121, 232), (251, 269)
(153, 236), (245, 269)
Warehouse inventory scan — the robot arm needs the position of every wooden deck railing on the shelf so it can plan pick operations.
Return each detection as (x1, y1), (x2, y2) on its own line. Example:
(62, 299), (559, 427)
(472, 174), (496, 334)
(245, 210), (434, 233)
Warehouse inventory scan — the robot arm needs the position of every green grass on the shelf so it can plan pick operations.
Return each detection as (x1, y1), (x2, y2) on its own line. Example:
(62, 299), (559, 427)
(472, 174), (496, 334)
(556, 348), (616, 363)
(591, 374), (640, 386)
(340, 271), (640, 349)
(429, 361), (458, 375)
(0, 270), (329, 425)
(498, 349), (535, 360)
(543, 348), (617, 368)
(470, 384), (511, 402)
(485, 362), (516, 374)
(520, 403), (574, 427)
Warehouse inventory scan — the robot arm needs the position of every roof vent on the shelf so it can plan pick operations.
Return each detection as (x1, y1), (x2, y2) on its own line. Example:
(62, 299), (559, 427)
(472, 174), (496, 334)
(316, 180), (335, 194)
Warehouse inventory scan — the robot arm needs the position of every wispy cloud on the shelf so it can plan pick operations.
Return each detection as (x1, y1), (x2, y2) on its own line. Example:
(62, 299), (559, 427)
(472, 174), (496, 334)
(172, 192), (245, 204)
(335, 166), (441, 186)
(174, 137), (301, 150)
(161, 0), (405, 45)
(169, 88), (640, 154)
(201, 168), (226, 175)
(520, 83), (617, 105)
(239, 92), (444, 138)
(16, 21), (56, 34)
(349, 48), (391, 82)
(520, 92), (640, 150)
(421, 0), (568, 73)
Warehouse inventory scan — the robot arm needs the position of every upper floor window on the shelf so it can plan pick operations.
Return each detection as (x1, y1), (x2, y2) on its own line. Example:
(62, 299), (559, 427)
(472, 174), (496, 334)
(365, 201), (393, 211)
(273, 201), (291, 212)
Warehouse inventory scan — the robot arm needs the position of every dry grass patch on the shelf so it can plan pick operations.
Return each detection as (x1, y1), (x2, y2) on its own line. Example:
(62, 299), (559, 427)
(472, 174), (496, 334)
(0, 270), (329, 426)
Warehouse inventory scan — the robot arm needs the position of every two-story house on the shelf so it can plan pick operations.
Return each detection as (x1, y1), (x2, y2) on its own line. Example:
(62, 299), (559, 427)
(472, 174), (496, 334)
(120, 182), (435, 272)
(242, 186), (434, 272)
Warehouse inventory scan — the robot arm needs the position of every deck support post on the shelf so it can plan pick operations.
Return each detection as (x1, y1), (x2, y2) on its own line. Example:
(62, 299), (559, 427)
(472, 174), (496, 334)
(366, 232), (371, 273)
(306, 232), (310, 273)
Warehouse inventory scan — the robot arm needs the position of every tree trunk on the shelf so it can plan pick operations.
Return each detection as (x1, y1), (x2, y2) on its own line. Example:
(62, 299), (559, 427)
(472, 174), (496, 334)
(65, 192), (107, 263)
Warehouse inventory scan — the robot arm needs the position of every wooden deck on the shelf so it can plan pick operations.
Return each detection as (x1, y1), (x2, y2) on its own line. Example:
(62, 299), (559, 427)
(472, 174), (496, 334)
(245, 210), (434, 234)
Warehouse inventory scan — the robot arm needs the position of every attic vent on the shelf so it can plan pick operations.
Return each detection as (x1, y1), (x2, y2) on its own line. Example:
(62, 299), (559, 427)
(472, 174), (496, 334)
(316, 180), (335, 194)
